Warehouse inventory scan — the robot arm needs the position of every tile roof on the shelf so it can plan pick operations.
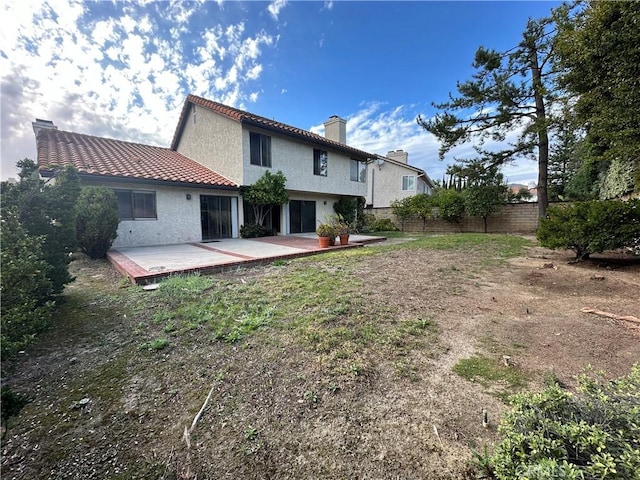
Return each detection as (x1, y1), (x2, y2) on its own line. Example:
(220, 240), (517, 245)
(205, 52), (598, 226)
(36, 128), (237, 188)
(170, 94), (375, 160)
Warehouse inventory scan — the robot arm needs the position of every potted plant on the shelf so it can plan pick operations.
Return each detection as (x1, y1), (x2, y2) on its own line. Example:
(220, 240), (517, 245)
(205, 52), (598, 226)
(334, 214), (352, 245)
(316, 222), (337, 248)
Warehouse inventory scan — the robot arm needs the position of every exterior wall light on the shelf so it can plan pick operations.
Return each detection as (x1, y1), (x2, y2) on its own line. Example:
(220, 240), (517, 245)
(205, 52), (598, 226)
(186, 194), (192, 200)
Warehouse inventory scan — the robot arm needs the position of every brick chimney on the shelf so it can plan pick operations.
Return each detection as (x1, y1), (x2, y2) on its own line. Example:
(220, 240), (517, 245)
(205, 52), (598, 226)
(387, 149), (408, 164)
(323, 115), (346, 144)
(32, 119), (57, 138)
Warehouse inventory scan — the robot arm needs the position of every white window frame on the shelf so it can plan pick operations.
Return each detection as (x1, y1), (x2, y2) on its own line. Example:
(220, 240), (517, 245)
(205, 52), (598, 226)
(402, 175), (416, 191)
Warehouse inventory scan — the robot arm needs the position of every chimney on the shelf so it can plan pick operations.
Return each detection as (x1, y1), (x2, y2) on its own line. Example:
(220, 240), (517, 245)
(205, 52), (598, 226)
(387, 149), (408, 164)
(323, 115), (346, 144)
(32, 119), (57, 138)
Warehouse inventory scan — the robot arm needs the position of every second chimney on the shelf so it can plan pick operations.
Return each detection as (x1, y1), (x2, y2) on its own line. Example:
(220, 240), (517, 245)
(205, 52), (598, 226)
(387, 149), (408, 164)
(324, 115), (346, 144)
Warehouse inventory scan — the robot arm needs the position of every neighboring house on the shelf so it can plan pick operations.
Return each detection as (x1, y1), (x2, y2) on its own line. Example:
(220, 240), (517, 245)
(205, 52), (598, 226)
(34, 94), (375, 247)
(366, 149), (436, 208)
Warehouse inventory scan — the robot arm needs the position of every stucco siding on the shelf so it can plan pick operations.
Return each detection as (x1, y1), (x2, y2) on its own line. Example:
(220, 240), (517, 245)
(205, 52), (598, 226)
(80, 179), (239, 247)
(175, 107), (243, 184)
(241, 126), (367, 198)
(367, 162), (419, 208)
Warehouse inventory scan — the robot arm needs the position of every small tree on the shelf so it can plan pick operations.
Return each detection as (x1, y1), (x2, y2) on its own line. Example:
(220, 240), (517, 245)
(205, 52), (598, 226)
(432, 188), (466, 226)
(390, 197), (414, 231)
(454, 162), (507, 233)
(75, 187), (120, 259)
(242, 171), (288, 229)
(410, 194), (434, 231)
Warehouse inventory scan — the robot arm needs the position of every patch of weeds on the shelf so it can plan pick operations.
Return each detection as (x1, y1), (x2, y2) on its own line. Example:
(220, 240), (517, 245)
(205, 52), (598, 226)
(139, 337), (170, 351)
(151, 309), (174, 325)
(162, 321), (178, 334)
(304, 390), (318, 403)
(327, 383), (340, 394)
(395, 359), (419, 381)
(272, 259), (288, 267)
(244, 427), (259, 441)
(453, 355), (529, 398)
(133, 321), (148, 336)
(349, 363), (361, 377)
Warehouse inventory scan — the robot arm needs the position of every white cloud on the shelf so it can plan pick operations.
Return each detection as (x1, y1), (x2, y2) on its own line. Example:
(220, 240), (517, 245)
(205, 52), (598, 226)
(0, 0), (276, 179)
(323, 1), (334, 11)
(267, 0), (287, 20)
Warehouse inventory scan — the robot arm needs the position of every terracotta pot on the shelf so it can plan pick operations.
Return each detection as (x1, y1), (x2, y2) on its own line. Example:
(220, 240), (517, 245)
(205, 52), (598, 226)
(318, 236), (331, 248)
(339, 234), (349, 245)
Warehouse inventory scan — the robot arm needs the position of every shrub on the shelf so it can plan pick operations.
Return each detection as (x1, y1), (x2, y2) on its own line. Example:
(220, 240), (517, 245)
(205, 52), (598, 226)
(433, 188), (466, 224)
(390, 197), (414, 231)
(75, 187), (120, 259)
(240, 223), (276, 238)
(537, 199), (640, 259)
(0, 209), (54, 364)
(370, 218), (399, 232)
(485, 365), (640, 480)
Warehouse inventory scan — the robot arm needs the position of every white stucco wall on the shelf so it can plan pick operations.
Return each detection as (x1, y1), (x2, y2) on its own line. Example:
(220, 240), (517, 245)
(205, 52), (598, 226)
(81, 179), (239, 247)
(241, 126), (368, 198)
(367, 162), (422, 208)
(174, 106), (244, 184)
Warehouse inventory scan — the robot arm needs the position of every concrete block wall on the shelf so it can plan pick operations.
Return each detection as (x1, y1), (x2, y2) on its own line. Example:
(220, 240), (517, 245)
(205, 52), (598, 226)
(370, 202), (548, 234)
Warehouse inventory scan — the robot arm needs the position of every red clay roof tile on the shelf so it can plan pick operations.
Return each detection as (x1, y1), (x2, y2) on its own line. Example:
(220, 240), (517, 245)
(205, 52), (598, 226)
(36, 128), (237, 188)
(170, 94), (374, 160)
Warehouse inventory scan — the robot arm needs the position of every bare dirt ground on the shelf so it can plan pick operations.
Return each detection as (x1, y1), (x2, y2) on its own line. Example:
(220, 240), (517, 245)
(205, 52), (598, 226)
(2, 236), (639, 479)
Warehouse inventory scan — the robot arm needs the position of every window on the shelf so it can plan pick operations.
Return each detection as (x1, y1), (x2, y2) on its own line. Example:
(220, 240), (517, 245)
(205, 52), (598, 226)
(402, 175), (416, 191)
(313, 149), (328, 176)
(192, 104), (196, 124)
(250, 132), (272, 167)
(114, 190), (157, 220)
(350, 159), (366, 183)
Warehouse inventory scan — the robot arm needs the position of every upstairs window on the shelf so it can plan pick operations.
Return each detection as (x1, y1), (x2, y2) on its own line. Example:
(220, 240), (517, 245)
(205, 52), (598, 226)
(115, 190), (157, 220)
(402, 175), (416, 191)
(192, 104), (197, 124)
(350, 159), (366, 183)
(250, 132), (272, 167)
(313, 149), (328, 176)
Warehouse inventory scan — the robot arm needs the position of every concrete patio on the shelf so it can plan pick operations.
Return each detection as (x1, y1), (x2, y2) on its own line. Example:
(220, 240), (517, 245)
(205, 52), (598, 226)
(107, 234), (385, 285)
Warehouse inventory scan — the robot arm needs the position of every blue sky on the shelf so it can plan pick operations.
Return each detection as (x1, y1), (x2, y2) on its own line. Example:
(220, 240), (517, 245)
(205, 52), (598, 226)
(1, 0), (561, 184)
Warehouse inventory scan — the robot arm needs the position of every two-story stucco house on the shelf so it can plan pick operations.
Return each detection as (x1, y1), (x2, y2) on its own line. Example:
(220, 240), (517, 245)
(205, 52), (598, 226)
(171, 95), (373, 235)
(34, 95), (375, 247)
(366, 149), (436, 209)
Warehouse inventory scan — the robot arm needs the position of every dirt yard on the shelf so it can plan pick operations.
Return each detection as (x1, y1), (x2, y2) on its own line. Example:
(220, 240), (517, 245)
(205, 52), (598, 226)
(2, 235), (639, 479)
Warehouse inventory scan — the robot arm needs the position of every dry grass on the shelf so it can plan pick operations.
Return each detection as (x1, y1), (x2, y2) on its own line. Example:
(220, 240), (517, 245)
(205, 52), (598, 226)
(2, 234), (639, 479)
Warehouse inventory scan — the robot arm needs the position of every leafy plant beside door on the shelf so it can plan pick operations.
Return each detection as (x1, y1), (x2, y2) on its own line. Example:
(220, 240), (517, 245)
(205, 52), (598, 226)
(241, 171), (288, 238)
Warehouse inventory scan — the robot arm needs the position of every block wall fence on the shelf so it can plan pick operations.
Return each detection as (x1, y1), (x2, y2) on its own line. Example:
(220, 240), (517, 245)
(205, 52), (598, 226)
(368, 202), (563, 234)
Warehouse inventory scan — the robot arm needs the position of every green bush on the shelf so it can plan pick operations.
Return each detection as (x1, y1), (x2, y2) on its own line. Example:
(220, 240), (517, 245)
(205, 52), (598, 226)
(485, 365), (640, 480)
(0, 209), (54, 364)
(240, 223), (276, 238)
(433, 188), (466, 224)
(75, 187), (120, 259)
(537, 199), (640, 259)
(370, 218), (399, 232)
